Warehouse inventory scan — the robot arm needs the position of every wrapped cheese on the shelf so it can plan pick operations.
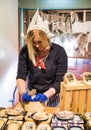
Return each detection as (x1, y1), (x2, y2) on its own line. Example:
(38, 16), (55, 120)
(37, 124), (51, 130)
(21, 121), (36, 130)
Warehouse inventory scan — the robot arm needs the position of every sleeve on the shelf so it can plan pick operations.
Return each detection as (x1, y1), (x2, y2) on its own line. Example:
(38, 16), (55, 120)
(52, 47), (68, 94)
(16, 45), (28, 81)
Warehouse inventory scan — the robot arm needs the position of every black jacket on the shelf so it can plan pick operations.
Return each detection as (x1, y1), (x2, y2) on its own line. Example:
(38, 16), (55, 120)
(16, 43), (68, 94)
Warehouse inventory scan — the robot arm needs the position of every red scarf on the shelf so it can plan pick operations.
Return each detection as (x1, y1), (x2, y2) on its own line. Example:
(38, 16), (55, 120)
(34, 56), (46, 70)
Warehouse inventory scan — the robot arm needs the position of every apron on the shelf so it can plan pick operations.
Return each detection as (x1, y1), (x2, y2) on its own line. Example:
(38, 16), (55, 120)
(46, 93), (60, 107)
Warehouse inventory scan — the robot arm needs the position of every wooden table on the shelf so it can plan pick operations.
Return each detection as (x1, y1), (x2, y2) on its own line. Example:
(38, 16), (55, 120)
(45, 107), (59, 114)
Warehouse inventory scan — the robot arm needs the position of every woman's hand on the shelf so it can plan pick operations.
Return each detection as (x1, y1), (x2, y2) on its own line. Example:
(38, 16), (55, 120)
(21, 91), (33, 102)
(33, 93), (47, 102)
(44, 88), (56, 98)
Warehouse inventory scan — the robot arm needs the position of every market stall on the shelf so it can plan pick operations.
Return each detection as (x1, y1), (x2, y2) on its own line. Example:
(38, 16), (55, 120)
(0, 102), (85, 130)
(0, 72), (91, 130)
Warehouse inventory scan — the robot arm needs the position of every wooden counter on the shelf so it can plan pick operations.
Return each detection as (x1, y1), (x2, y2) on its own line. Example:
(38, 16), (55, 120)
(45, 107), (59, 114)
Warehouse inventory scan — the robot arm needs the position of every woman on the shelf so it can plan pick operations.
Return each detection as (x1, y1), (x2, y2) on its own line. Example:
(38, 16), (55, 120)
(16, 10), (68, 107)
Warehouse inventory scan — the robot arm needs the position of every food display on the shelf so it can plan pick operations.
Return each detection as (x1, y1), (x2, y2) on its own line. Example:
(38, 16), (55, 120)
(0, 108), (8, 118)
(83, 112), (91, 130)
(6, 120), (23, 130)
(24, 112), (34, 121)
(23, 101), (45, 112)
(68, 114), (84, 124)
(37, 124), (51, 130)
(2, 72), (91, 129)
(86, 119), (91, 130)
(0, 118), (7, 130)
(53, 127), (66, 130)
(7, 122), (20, 130)
(5, 107), (23, 116)
(51, 112), (84, 130)
(56, 111), (74, 120)
(31, 111), (49, 121)
(8, 113), (24, 121)
(0, 103), (87, 130)
(21, 121), (36, 130)
(83, 112), (91, 121)
(0, 119), (5, 129)
(69, 126), (83, 130)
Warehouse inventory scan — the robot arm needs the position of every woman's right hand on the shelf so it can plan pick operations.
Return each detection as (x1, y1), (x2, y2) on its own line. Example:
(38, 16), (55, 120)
(33, 93), (47, 102)
(21, 91), (33, 102)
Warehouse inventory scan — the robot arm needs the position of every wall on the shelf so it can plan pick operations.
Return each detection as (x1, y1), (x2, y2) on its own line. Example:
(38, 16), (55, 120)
(0, 0), (18, 107)
(18, 0), (91, 80)
(18, 0), (91, 9)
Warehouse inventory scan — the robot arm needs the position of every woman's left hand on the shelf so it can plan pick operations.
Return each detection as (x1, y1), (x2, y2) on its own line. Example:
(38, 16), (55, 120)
(33, 93), (47, 102)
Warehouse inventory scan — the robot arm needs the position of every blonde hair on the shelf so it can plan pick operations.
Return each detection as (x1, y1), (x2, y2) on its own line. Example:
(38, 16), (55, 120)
(25, 30), (51, 65)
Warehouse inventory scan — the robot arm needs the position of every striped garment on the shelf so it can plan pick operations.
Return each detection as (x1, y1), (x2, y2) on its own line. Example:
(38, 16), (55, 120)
(47, 93), (60, 107)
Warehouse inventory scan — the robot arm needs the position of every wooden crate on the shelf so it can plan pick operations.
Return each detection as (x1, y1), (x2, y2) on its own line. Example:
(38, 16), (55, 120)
(60, 82), (91, 114)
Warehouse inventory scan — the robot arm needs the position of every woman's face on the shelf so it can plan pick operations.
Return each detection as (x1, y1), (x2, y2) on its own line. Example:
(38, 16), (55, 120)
(33, 36), (44, 51)
(32, 30), (47, 51)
